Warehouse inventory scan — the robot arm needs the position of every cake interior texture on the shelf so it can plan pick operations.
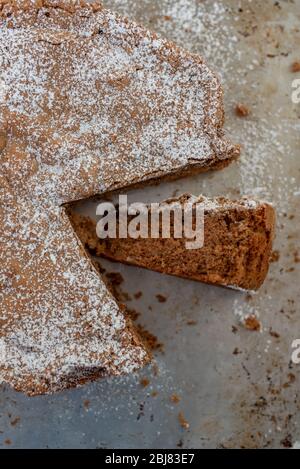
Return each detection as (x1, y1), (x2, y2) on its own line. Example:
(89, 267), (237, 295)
(70, 194), (276, 292)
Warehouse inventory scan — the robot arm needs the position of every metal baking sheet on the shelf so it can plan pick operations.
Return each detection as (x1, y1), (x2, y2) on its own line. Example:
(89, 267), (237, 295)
(1, 0), (299, 449)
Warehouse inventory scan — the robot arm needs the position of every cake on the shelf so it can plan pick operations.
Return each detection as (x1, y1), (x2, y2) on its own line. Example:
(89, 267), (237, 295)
(70, 194), (276, 292)
(0, 0), (239, 395)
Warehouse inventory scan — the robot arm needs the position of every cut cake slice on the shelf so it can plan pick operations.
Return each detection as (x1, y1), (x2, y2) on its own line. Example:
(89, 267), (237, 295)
(70, 195), (276, 292)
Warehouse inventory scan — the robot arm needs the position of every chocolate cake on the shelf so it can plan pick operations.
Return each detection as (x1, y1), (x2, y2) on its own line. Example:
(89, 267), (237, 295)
(0, 1), (239, 395)
(70, 195), (276, 292)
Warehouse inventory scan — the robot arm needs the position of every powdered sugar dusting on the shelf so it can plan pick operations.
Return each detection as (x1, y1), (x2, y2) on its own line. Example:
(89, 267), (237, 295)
(0, 0), (237, 395)
(0, 0), (239, 394)
(0, 1), (238, 207)
(107, 0), (298, 214)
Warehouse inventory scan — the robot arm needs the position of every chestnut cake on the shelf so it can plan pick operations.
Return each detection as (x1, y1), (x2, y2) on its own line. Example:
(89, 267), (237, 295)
(70, 195), (276, 292)
(0, 1), (239, 395)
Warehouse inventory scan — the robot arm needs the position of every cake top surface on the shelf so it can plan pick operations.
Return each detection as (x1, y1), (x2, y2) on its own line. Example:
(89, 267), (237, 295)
(0, 0), (239, 205)
(0, 0), (238, 394)
(153, 193), (265, 212)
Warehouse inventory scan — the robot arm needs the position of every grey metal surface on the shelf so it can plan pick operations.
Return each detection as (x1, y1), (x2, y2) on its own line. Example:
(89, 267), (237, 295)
(1, 0), (299, 449)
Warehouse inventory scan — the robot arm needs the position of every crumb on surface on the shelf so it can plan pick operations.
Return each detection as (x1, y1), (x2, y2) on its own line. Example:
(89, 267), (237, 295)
(127, 308), (140, 322)
(186, 320), (198, 326)
(136, 325), (164, 352)
(156, 294), (167, 303)
(281, 435), (293, 448)
(178, 412), (190, 430)
(95, 261), (106, 274)
(171, 394), (181, 404)
(235, 103), (250, 117)
(134, 291), (143, 300)
(244, 315), (261, 331)
(270, 250), (280, 263)
(269, 328), (280, 339)
(140, 378), (150, 388)
(103, 270), (130, 302)
(10, 417), (20, 427)
(294, 251), (300, 263)
(283, 373), (296, 388)
(291, 61), (300, 72)
(105, 272), (124, 286)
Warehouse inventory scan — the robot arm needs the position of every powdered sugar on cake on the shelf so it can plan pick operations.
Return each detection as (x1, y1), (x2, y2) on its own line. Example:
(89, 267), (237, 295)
(0, 1), (239, 394)
(0, 0), (239, 207)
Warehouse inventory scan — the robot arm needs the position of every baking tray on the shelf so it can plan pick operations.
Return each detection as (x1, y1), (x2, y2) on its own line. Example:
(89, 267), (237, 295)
(1, 0), (299, 449)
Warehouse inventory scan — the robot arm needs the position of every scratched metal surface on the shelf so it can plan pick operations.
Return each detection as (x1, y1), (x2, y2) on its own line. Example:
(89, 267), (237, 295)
(1, 0), (300, 449)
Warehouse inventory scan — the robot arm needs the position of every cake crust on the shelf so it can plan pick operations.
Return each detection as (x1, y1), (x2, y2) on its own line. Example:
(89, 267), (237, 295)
(0, 0), (239, 395)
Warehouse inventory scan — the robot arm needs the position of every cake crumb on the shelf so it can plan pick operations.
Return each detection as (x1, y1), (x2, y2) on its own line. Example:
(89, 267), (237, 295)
(170, 394), (181, 404)
(178, 412), (190, 430)
(10, 417), (20, 427)
(4, 439), (12, 445)
(127, 308), (140, 322)
(283, 373), (296, 388)
(286, 267), (295, 273)
(281, 435), (293, 448)
(105, 272), (124, 286)
(83, 400), (90, 409)
(269, 328), (280, 339)
(140, 378), (150, 388)
(186, 320), (198, 326)
(120, 291), (132, 302)
(134, 291), (143, 300)
(151, 391), (158, 398)
(291, 61), (300, 73)
(235, 103), (250, 117)
(156, 294), (167, 303)
(244, 316), (261, 331)
(103, 271), (128, 302)
(136, 325), (164, 352)
(95, 261), (106, 274)
(270, 250), (280, 263)
(294, 251), (300, 263)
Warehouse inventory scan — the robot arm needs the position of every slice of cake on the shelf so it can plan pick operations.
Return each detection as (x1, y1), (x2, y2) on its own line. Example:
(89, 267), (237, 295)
(70, 195), (276, 292)
(0, 1), (239, 395)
